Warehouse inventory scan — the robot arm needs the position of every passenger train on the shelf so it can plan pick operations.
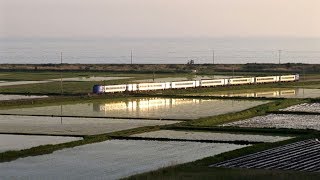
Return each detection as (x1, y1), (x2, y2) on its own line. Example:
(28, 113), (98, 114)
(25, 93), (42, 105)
(92, 74), (299, 94)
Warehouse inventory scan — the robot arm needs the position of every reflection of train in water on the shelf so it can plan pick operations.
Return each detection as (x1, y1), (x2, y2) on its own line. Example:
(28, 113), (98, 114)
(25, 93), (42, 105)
(93, 98), (203, 112)
(219, 89), (297, 98)
(93, 74), (299, 94)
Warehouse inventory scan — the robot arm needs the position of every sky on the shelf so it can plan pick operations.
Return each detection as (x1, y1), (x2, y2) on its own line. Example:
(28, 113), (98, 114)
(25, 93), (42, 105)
(0, 0), (319, 38)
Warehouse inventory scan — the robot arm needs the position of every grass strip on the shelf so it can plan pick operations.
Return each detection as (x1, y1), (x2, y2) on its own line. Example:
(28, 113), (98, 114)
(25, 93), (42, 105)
(163, 126), (316, 136)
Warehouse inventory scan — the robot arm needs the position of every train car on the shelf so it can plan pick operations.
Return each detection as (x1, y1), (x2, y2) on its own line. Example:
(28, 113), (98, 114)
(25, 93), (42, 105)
(93, 85), (104, 94)
(255, 76), (280, 84)
(165, 82), (171, 89)
(92, 74), (300, 94)
(171, 80), (198, 89)
(228, 77), (255, 85)
(280, 75), (296, 82)
(200, 79), (226, 87)
(137, 82), (166, 91)
(104, 84), (127, 93)
(126, 84), (138, 91)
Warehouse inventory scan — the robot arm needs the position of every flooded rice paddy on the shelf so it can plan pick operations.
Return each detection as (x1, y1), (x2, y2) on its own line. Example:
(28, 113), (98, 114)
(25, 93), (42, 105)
(131, 130), (292, 143)
(0, 115), (180, 135)
(0, 80), (51, 87)
(0, 77), (132, 87)
(0, 134), (82, 153)
(222, 114), (320, 130)
(281, 103), (320, 113)
(134, 75), (241, 83)
(0, 94), (48, 101)
(50, 76), (132, 82)
(189, 88), (320, 99)
(0, 140), (248, 179)
(0, 98), (268, 119)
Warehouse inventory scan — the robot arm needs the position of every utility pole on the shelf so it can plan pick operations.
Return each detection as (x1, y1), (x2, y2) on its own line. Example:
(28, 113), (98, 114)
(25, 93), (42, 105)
(232, 66), (235, 78)
(60, 52), (63, 124)
(278, 50), (281, 64)
(212, 49), (215, 64)
(303, 64), (305, 97)
(153, 70), (155, 82)
(130, 49), (133, 64)
(60, 52), (63, 95)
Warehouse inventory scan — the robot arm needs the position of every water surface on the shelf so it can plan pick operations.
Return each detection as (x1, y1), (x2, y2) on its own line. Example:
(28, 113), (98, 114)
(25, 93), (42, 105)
(0, 98), (268, 119)
(189, 88), (320, 99)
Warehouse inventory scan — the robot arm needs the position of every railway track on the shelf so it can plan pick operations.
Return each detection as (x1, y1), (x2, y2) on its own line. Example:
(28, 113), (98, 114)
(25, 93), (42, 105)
(211, 139), (320, 173)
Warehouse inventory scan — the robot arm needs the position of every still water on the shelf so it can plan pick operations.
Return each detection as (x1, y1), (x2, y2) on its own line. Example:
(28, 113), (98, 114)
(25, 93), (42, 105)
(1, 37), (319, 64)
(190, 88), (320, 99)
(0, 98), (267, 119)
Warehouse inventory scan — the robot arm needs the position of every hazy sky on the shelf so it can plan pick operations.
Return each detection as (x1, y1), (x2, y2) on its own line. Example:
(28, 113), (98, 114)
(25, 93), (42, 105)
(0, 0), (319, 38)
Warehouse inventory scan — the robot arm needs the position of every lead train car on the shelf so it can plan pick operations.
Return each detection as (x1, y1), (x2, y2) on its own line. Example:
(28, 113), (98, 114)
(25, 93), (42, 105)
(93, 74), (299, 94)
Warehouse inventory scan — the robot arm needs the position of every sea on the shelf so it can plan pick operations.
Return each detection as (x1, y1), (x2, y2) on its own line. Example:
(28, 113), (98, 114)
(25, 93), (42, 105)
(0, 37), (319, 64)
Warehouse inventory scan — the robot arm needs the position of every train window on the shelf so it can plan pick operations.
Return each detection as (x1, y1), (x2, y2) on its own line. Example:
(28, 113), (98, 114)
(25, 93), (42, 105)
(232, 79), (250, 82)
(202, 80), (223, 84)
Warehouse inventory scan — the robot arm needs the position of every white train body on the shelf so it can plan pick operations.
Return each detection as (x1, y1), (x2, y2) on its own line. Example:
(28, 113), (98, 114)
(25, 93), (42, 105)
(165, 82), (171, 89)
(280, 75), (296, 82)
(228, 77), (255, 85)
(137, 82), (166, 91)
(104, 85), (127, 93)
(126, 84), (138, 91)
(93, 74), (299, 94)
(200, 79), (226, 87)
(171, 81), (198, 89)
(255, 76), (279, 83)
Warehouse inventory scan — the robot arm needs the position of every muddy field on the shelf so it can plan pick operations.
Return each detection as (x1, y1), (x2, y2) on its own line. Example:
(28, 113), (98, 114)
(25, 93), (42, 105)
(222, 114), (320, 130)
(281, 103), (320, 113)
(212, 139), (320, 173)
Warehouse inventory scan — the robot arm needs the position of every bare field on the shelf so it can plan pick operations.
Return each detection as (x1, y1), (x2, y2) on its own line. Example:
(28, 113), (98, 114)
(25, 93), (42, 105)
(281, 103), (320, 113)
(222, 114), (320, 130)
(212, 139), (320, 173)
